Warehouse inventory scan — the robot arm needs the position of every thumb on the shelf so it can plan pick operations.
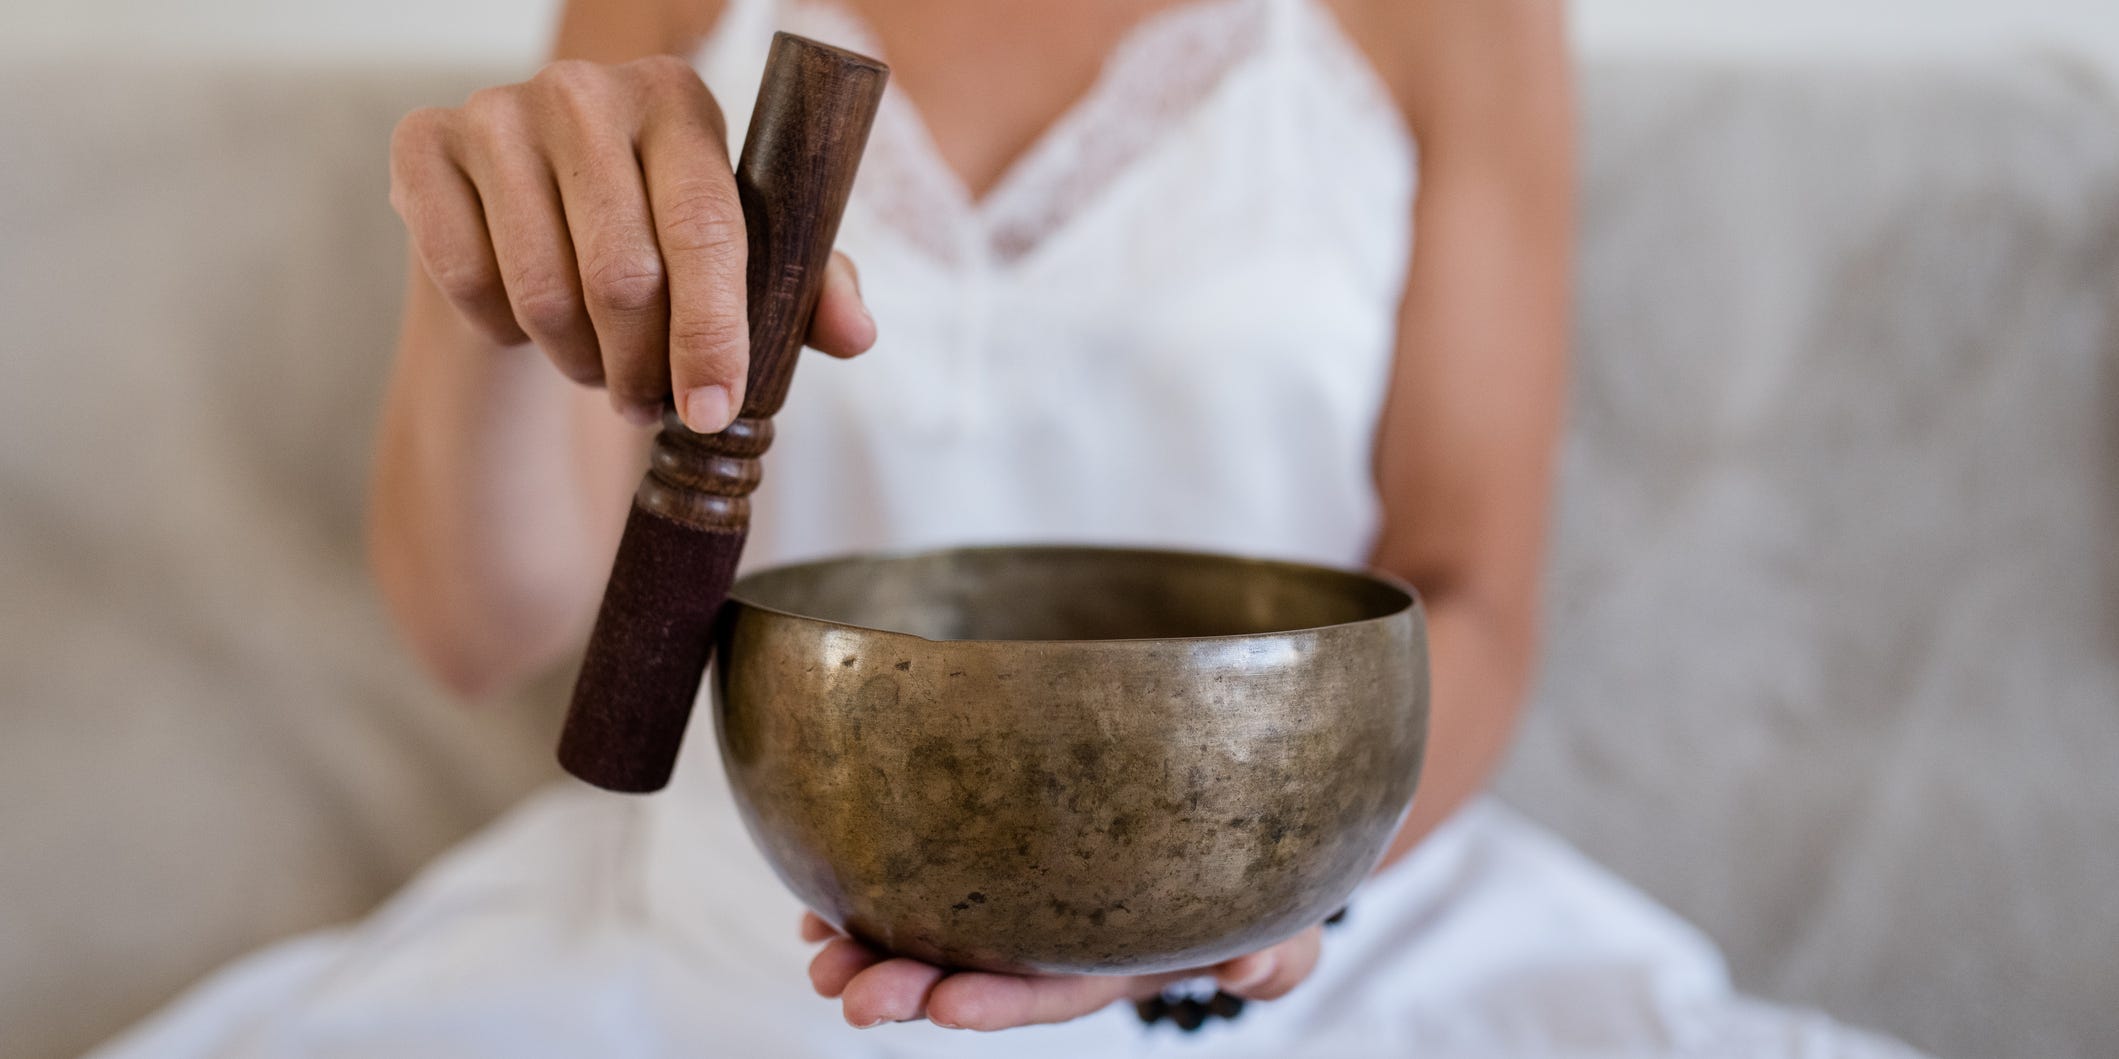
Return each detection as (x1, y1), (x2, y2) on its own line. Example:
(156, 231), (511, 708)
(1214, 927), (1322, 1001)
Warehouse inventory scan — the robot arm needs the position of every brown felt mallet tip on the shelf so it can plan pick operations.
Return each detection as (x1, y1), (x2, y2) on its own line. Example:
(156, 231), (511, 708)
(557, 34), (888, 793)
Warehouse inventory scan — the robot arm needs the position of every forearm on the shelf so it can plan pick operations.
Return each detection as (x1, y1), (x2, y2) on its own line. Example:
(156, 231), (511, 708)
(1360, 0), (1572, 868)
(1376, 588), (1534, 867)
(367, 269), (644, 697)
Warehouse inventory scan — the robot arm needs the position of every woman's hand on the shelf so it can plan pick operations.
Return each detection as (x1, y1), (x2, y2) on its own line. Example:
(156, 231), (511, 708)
(799, 913), (1322, 1030)
(387, 56), (874, 434)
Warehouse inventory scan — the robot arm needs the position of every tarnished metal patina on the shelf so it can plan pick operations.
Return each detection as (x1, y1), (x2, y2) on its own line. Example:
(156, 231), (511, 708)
(713, 545), (1427, 975)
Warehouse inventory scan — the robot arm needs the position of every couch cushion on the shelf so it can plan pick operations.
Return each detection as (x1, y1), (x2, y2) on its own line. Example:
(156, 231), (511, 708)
(1500, 54), (2119, 1059)
(0, 62), (564, 1059)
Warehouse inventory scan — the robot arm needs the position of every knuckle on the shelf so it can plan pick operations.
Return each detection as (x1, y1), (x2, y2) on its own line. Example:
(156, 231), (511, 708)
(509, 271), (581, 335)
(533, 59), (616, 117)
(627, 53), (697, 89)
(534, 58), (600, 89)
(669, 317), (746, 371)
(460, 85), (529, 134)
(386, 174), (413, 221)
(658, 185), (745, 257)
(387, 112), (447, 213)
(426, 254), (499, 304)
(462, 84), (511, 115)
(696, 88), (728, 138)
(389, 107), (447, 158)
(582, 249), (666, 314)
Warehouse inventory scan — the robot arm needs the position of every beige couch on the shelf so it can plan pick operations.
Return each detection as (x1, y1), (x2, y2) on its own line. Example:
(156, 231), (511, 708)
(3, 54), (2115, 1059)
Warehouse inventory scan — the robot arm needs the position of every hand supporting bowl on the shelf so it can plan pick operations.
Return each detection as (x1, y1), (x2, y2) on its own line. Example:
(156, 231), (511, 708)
(712, 545), (1428, 975)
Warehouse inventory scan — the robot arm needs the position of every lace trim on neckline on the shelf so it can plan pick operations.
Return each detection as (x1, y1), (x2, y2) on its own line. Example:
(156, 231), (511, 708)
(785, 0), (1407, 269)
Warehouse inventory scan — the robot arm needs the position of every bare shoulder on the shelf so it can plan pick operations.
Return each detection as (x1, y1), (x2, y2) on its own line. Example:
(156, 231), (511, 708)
(550, 0), (729, 61)
(1328, 0), (1571, 140)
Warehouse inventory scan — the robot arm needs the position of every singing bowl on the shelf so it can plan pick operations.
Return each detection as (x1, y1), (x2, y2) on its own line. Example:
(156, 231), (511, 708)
(711, 545), (1427, 975)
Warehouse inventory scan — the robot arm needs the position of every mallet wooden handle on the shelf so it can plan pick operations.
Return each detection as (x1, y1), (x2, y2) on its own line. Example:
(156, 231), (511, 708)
(559, 34), (888, 793)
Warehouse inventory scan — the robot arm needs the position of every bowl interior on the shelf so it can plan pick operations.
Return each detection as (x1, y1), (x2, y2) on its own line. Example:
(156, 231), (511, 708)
(730, 546), (1412, 642)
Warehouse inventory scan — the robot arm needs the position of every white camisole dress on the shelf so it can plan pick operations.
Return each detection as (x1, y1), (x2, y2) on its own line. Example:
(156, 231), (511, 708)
(94, 1), (1927, 1055)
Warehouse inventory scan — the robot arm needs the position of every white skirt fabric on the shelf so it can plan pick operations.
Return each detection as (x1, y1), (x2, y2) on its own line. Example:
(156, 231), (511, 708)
(94, 736), (1926, 1059)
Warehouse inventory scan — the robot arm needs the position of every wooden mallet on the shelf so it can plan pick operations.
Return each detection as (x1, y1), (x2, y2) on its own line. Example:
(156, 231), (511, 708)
(557, 33), (888, 793)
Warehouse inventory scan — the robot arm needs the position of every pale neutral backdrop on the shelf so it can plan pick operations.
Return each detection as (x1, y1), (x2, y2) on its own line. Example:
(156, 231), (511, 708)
(2, 0), (2117, 67)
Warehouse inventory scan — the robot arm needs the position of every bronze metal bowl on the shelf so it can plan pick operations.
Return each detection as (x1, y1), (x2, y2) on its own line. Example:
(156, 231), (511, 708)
(711, 545), (1427, 975)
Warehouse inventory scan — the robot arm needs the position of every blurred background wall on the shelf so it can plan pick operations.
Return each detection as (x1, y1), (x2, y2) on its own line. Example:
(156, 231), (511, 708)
(1, 0), (2116, 66)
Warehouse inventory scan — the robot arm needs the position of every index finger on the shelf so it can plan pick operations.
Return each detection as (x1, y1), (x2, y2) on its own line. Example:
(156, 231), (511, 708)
(638, 73), (748, 434)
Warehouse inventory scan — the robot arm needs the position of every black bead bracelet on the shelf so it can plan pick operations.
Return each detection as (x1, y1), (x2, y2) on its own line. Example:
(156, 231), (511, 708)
(1134, 906), (1348, 1031)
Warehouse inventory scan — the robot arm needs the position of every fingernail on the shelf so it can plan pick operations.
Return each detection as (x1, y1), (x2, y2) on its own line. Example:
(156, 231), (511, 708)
(682, 384), (733, 433)
(929, 1017), (962, 1030)
(855, 1017), (885, 1029)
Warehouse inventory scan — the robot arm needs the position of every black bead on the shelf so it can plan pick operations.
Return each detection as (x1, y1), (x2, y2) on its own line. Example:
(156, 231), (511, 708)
(1170, 998), (1209, 1031)
(1206, 991), (1247, 1019)
(1134, 995), (1170, 1024)
(1324, 905), (1349, 927)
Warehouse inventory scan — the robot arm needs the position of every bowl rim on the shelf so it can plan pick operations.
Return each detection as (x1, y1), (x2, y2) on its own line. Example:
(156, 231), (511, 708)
(724, 542), (1422, 647)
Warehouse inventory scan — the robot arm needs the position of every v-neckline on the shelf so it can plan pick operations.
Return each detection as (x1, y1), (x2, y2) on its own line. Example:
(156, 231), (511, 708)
(818, 0), (1261, 209)
(797, 0), (1278, 265)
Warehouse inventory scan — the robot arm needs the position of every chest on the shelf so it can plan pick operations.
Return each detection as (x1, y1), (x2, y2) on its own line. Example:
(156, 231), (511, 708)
(704, 0), (1419, 567)
(834, 0), (1371, 202)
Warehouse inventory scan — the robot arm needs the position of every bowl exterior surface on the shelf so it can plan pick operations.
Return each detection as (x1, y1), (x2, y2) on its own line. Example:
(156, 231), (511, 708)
(712, 550), (1427, 975)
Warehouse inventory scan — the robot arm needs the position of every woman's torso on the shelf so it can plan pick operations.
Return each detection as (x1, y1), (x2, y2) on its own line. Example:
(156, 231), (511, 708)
(634, 7), (1422, 1050)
